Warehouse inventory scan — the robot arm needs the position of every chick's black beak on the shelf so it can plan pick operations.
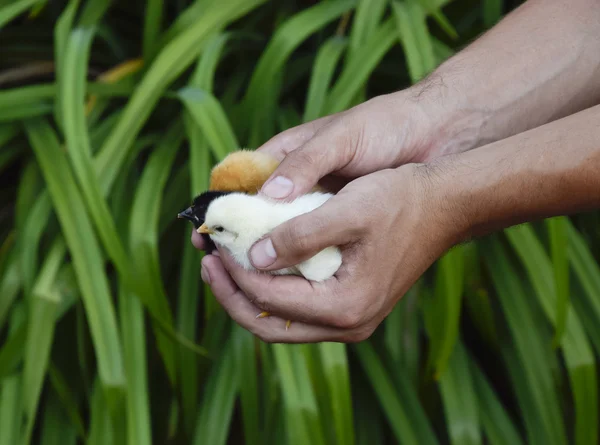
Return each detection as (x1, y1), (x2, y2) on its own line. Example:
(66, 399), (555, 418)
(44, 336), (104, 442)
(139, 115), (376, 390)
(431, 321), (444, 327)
(177, 206), (199, 227)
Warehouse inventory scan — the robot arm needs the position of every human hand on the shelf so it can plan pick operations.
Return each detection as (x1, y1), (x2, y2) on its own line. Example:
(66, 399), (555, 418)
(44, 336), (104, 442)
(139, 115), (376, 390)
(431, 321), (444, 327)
(191, 87), (453, 250)
(199, 165), (461, 342)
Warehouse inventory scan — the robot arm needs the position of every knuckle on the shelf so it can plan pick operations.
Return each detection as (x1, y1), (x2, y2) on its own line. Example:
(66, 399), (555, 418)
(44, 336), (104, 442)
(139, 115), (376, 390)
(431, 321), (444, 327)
(292, 147), (321, 169)
(276, 220), (313, 256)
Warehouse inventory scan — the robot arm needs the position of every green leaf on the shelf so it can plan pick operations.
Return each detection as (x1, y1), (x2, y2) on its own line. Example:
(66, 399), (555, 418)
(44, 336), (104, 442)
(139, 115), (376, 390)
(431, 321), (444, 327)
(0, 0), (45, 29)
(438, 341), (481, 445)
(24, 118), (126, 396)
(392, 0), (437, 83)
(546, 217), (570, 346)
(119, 284), (152, 445)
(354, 341), (438, 444)
(128, 121), (183, 385)
(178, 87), (239, 160)
(324, 18), (397, 115)
(424, 245), (465, 378)
(470, 357), (524, 445)
(506, 224), (597, 445)
(39, 393), (78, 445)
(242, 0), (357, 145)
(483, 0), (503, 27)
(482, 235), (567, 445)
(192, 334), (239, 445)
(319, 343), (355, 445)
(142, 0), (163, 61)
(21, 239), (66, 444)
(303, 36), (347, 122)
(97, 0), (267, 191)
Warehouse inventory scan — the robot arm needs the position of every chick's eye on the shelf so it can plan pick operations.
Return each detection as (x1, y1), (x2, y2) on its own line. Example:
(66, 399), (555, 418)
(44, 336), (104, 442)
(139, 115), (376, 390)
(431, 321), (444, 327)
(215, 226), (224, 233)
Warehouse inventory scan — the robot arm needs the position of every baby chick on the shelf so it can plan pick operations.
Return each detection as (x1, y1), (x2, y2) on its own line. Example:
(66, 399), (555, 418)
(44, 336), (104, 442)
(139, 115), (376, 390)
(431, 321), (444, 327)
(179, 150), (280, 252)
(179, 149), (324, 252)
(178, 190), (232, 253)
(199, 192), (343, 330)
(209, 149), (281, 193)
(198, 192), (342, 282)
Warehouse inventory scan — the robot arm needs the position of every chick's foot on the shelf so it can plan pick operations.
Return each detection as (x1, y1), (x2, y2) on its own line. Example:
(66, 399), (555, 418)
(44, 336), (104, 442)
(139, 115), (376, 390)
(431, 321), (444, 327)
(255, 311), (292, 331)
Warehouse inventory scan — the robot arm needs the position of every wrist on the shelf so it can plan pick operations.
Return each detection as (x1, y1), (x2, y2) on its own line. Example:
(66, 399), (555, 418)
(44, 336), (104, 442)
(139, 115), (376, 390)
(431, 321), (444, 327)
(401, 71), (490, 162)
(421, 105), (600, 243)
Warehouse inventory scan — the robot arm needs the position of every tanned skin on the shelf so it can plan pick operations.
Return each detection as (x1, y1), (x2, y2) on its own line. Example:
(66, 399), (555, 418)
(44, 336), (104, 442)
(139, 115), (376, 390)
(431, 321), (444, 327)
(192, 0), (600, 343)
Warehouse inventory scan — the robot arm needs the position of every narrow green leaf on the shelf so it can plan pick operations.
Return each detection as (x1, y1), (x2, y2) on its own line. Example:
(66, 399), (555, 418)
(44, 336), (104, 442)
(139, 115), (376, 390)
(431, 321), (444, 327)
(0, 124), (19, 148)
(47, 363), (87, 441)
(303, 36), (347, 122)
(425, 245), (465, 378)
(22, 239), (66, 444)
(0, 0), (45, 29)
(234, 329), (260, 445)
(506, 224), (597, 445)
(179, 87), (239, 160)
(483, 0), (503, 27)
(319, 343), (355, 445)
(354, 342), (438, 444)
(392, 0), (436, 83)
(438, 341), (481, 445)
(470, 357), (524, 445)
(0, 102), (53, 122)
(88, 379), (115, 445)
(243, 0), (357, 145)
(192, 334), (239, 445)
(347, 0), (388, 59)
(97, 0), (267, 191)
(324, 18), (397, 115)
(482, 236), (567, 445)
(0, 373), (22, 445)
(39, 394), (78, 445)
(546, 217), (570, 346)
(54, 0), (81, 129)
(128, 122), (183, 385)
(0, 303), (24, 445)
(119, 285), (151, 445)
(25, 118), (126, 394)
(143, 0), (163, 61)
(0, 259), (21, 333)
(77, 0), (111, 27)
(271, 344), (314, 445)
(189, 33), (231, 93)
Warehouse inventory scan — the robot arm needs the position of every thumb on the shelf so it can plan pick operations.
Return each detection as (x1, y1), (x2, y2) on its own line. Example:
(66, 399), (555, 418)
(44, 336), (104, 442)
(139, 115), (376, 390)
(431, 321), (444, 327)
(248, 192), (362, 271)
(259, 118), (357, 200)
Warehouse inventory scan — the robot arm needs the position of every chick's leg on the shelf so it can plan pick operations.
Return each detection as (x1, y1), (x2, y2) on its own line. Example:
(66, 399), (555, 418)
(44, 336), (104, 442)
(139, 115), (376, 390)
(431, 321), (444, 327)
(255, 312), (292, 330)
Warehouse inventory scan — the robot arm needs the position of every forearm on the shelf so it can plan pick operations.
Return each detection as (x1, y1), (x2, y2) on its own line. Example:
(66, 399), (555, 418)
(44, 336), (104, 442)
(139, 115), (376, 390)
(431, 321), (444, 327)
(414, 0), (600, 158)
(428, 104), (600, 242)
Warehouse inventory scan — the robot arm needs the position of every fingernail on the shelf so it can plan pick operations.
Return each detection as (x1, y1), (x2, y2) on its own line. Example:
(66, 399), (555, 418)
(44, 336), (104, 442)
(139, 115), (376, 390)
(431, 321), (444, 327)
(262, 176), (293, 199)
(250, 238), (277, 268)
(201, 265), (211, 284)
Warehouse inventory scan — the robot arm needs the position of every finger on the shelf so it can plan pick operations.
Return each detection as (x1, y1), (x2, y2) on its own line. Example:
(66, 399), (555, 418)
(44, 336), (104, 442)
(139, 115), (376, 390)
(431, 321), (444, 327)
(249, 191), (363, 271)
(256, 114), (336, 161)
(259, 113), (359, 200)
(202, 254), (357, 343)
(218, 247), (355, 327)
(191, 228), (206, 250)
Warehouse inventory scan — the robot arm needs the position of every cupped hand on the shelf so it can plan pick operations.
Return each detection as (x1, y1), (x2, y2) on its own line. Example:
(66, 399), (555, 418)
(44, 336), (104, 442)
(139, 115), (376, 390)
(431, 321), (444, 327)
(191, 88), (446, 250)
(255, 90), (444, 201)
(199, 164), (462, 343)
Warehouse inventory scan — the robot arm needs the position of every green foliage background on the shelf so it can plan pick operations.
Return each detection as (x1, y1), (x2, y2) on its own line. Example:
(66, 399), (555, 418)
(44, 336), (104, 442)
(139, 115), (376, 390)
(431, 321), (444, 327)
(1, 0), (599, 444)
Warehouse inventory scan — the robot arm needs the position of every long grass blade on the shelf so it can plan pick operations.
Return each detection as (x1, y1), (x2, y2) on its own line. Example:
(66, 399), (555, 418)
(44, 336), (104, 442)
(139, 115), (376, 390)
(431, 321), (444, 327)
(243, 0), (357, 145)
(24, 118), (126, 396)
(97, 0), (267, 191)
